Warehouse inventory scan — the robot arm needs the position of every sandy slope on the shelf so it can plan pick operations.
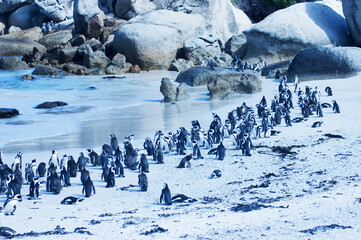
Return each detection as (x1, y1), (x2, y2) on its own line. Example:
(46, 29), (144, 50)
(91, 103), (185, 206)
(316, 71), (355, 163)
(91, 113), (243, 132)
(2, 74), (361, 239)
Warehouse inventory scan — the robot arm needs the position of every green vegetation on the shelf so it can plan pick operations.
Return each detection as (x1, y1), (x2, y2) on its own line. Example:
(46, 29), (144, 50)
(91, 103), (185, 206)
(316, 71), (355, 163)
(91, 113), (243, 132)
(265, 0), (295, 9)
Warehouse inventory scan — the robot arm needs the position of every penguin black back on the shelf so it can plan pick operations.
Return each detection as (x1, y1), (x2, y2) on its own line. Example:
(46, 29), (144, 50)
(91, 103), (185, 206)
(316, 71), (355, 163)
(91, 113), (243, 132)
(138, 172), (148, 191)
(139, 154), (149, 173)
(67, 156), (77, 178)
(60, 167), (71, 187)
(160, 183), (172, 205)
(106, 167), (115, 188)
(83, 177), (95, 197)
(37, 162), (46, 177)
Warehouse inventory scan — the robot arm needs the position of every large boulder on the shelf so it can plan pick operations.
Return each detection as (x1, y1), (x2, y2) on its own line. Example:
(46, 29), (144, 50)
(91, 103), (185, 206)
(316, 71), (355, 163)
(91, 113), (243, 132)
(207, 79), (231, 100)
(225, 32), (247, 58)
(169, 59), (194, 72)
(0, 13), (7, 35)
(115, 0), (156, 20)
(0, 28), (46, 56)
(0, 56), (28, 69)
(287, 47), (361, 82)
(8, 4), (44, 30)
(244, 2), (354, 65)
(0, 0), (30, 13)
(160, 77), (177, 103)
(63, 63), (89, 75)
(73, 0), (102, 35)
(38, 30), (73, 49)
(33, 0), (73, 22)
(176, 82), (189, 101)
(59, 47), (78, 64)
(183, 35), (222, 65)
(0, 108), (19, 118)
(32, 64), (58, 75)
(87, 13), (104, 38)
(151, 0), (251, 42)
(83, 47), (110, 69)
(343, 0), (361, 46)
(35, 101), (68, 109)
(112, 10), (206, 70)
(113, 23), (181, 70)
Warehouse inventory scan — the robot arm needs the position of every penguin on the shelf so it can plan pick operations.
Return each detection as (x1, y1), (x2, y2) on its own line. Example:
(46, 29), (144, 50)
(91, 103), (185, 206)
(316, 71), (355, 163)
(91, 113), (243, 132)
(67, 155), (77, 178)
(102, 144), (113, 155)
(192, 140), (204, 159)
(171, 194), (197, 203)
(101, 164), (110, 182)
(216, 141), (226, 160)
(332, 100), (340, 113)
(242, 133), (252, 157)
(114, 146), (123, 163)
(46, 172), (54, 192)
(114, 156), (124, 178)
(0, 149), (3, 165)
(37, 162), (46, 177)
(52, 172), (62, 194)
(284, 110), (292, 127)
(59, 154), (68, 170)
(82, 177), (95, 197)
(87, 149), (99, 166)
(143, 137), (155, 156)
(177, 155), (192, 168)
(160, 183), (172, 205)
(110, 134), (119, 152)
(47, 163), (56, 176)
(312, 121), (323, 128)
(124, 151), (134, 168)
(77, 152), (88, 171)
(28, 177), (42, 200)
(3, 194), (22, 215)
(274, 107), (282, 125)
(154, 143), (164, 164)
(131, 160), (139, 171)
(25, 163), (34, 184)
(99, 151), (109, 169)
(8, 166), (22, 198)
(139, 154), (149, 173)
(138, 171), (148, 192)
(325, 86), (333, 96)
(60, 167), (71, 187)
(80, 167), (90, 186)
(106, 167), (115, 188)
(61, 196), (84, 205)
(211, 170), (222, 178)
(48, 149), (59, 169)
(0, 226), (16, 238)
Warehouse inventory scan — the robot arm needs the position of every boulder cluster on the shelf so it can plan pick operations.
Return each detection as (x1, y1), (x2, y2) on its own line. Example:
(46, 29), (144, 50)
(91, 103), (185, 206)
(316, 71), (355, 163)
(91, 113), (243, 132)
(0, 0), (361, 100)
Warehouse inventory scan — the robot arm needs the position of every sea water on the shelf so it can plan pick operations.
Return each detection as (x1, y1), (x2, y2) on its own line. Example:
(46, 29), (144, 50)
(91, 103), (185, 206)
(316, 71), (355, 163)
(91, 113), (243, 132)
(0, 69), (251, 155)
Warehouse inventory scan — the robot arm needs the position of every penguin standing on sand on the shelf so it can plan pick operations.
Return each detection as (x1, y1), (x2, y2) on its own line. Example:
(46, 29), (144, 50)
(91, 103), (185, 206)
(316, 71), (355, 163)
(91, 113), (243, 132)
(82, 177), (95, 197)
(52, 172), (62, 194)
(332, 100), (340, 113)
(3, 194), (22, 215)
(139, 154), (149, 173)
(143, 138), (155, 156)
(110, 134), (118, 152)
(154, 143), (164, 164)
(177, 155), (192, 168)
(60, 154), (67, 170)
(87, 149), (99, 166)
(49, 149), (59, 169)
(80, 167), (90, 185)
(192, 140), (203, 159)
(28, 177), (42, 200)
(138, 171), (148, 192)
(37, 162), (46, 177)
(216, 141), (226, 160)
(67, 156), (77, 177)
(60, 166), (71, 187)
(101, 164), (110, 182)
(77, 152), (87, 171)
(160, 183), (172, 205)
(106, 167), (115, 188)
(0, 149), (3, 165)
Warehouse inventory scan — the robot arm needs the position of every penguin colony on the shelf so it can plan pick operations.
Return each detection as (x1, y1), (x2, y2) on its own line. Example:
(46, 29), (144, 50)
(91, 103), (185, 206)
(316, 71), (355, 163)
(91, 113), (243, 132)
(0, 78), (340, 233)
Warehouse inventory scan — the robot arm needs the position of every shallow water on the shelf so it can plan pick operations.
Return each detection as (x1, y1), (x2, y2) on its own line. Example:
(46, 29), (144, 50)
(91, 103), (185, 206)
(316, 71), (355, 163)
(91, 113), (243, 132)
(0, 69), (251, 154)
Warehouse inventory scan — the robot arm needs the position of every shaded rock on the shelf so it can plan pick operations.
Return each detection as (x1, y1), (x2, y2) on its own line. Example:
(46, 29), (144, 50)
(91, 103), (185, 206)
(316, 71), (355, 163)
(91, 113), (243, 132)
(59, 47), (78, 64)
(0, 56), (28, 70)
(243, 2), (354, 65)
(71, 34), (86, 46)
(111, 53), (126, 68)
(63, 63), (89, 75)
(22, 74), (35, 80)
(0, 28), (46, 56)
(287, 47), (361, 82)
(184, 35), (222, 65)
(160, 77), (177, 103)
(207, 79), (231, 100)
(231, 71), (262, 94)
(176, 82), (189, 101)
(343, 0), (361, 46)
(38, 30), (72, 49)
(104, 63), (130, 75)
(83, 49), (110, 69)
(22, 47), (42, 65)
(83, 38), (102, 52)
(8, 4), (43, 30)
(129, 64), (141, 73)
(73, 0), (102, 35)
(235, 0), (277, 23)
(261, 60), (291, 78)
(113, 23), (181, 70)
(0, 13), (7, 35)
(89, 68), (106, 75)
(169, 59), (194, 72)
(114, 0), (131, 17)
(0, 0), (30, 13)
(0, 108), (20, 118)
(87, 13), (104, 38)
(122, 0), (157, 20)
(225, 33), (247, 58)
(33, 0), (73, 22)
(32, 64), (58, 75)
(35, 101), (68, 109)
